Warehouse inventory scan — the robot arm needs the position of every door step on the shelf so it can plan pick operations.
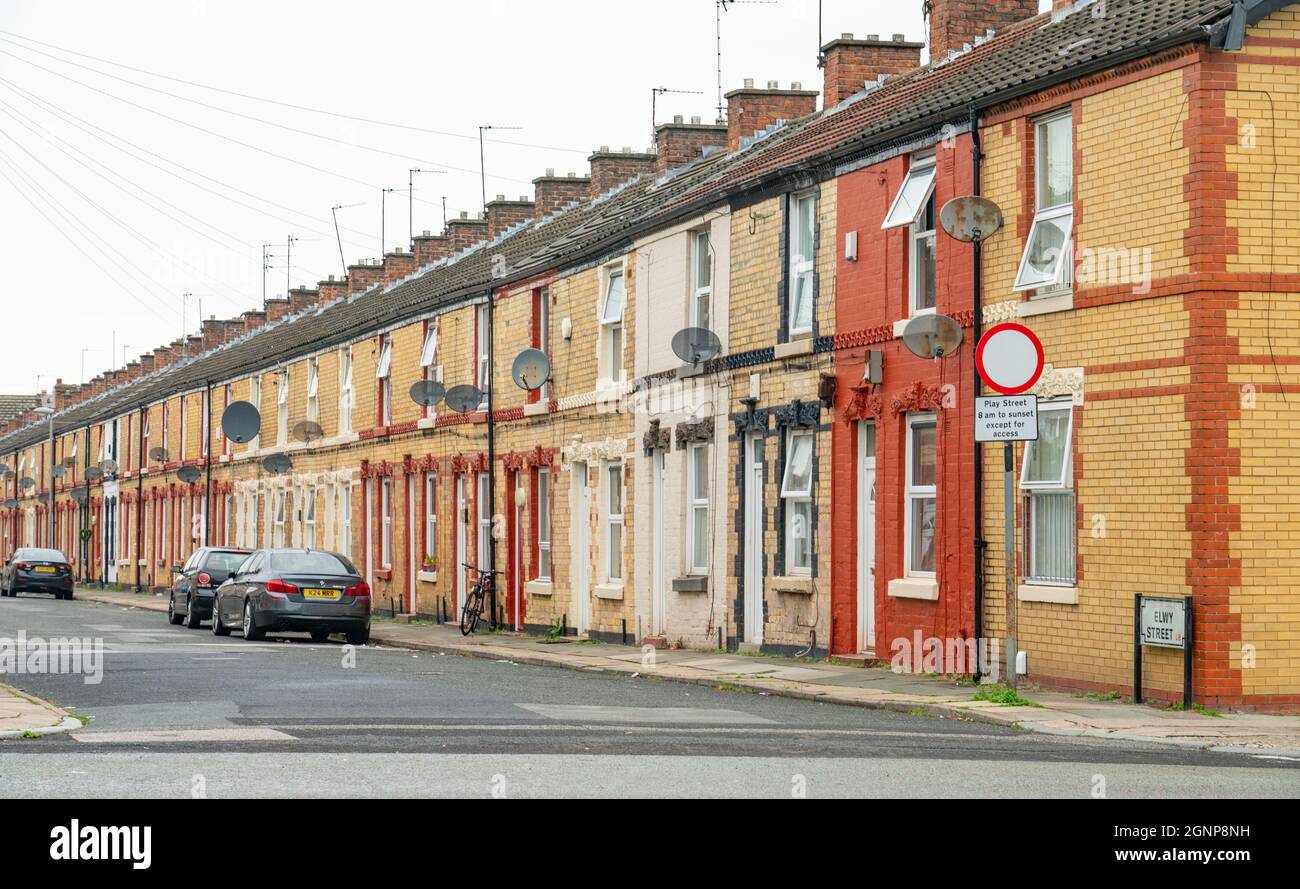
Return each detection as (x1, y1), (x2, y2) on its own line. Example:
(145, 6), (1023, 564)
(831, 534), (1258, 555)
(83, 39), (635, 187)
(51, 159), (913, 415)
(735, 641), (761, 655)
(831, 651), (883, 668)
(642, 635), (670, 650)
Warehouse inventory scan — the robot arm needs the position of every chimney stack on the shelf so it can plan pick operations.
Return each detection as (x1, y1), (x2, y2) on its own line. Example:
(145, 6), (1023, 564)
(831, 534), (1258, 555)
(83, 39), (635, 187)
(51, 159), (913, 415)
(412, 231), (453, 265)
(202, 316), (229, 351)
(925, 0), (1039, 62)
(264, 297), (290, 323)
(485, 195), (535, 240)
(533, 170), (590, 220)
(287, 287), (320, 315)
(53, 380), (78, 411)
(725, 80), (819, 152)
(241, 309), (268, 335)
(317, 275), (348, 305)
(382, 249), (418, 282)
(346, 261), (385, 295)
(588, 147), (657, 199)
(447, 212), (488, 252)
(655, 116), (728, 177)
(138, 353), (157, 376)
(820, 34), (923, 106)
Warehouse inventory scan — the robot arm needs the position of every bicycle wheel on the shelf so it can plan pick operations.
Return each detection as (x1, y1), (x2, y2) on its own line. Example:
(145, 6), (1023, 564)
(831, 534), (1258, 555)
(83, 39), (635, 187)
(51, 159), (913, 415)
(460, 588), (483, 636)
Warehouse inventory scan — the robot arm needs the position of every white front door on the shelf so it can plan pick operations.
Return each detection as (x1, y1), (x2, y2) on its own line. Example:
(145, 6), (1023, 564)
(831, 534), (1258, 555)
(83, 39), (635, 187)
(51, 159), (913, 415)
(743, 436), (764, 645)
(572, 463), (590, 634)
(407, 474), (417, 613)
(455, 476), (467, 611)
(651, 449), (666, 636)
(857, 422), (878, 651)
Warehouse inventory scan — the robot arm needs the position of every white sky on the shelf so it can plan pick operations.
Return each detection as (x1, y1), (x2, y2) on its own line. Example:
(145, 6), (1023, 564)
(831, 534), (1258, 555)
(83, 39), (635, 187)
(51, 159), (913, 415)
(0, 0), (1050, 394)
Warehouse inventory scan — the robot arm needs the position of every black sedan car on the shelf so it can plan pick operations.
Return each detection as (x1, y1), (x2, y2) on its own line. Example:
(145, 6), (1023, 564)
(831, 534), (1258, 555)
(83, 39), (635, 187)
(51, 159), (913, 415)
(168, 547), (253, 629)
(212, 548), (371, 645)
(1, 548), (74, 600)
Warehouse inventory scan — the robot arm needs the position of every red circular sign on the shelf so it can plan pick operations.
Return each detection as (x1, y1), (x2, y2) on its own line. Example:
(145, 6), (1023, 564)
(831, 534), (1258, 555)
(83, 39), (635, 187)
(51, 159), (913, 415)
(976, 323), (1045, 395)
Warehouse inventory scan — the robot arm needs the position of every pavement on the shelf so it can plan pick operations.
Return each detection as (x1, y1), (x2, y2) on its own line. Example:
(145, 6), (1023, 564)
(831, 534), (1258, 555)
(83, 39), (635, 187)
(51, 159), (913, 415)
(0, 683), (81, 740)
(64, 585), (1300, 757)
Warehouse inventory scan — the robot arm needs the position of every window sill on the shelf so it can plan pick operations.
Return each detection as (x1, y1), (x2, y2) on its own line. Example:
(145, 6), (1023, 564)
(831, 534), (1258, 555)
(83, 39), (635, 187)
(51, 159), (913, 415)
(1019, 291), (1073, 317)
(523, 401), (550, 418)
(417, 417), (437, 430)
(671, 575), (708, 593)
(888, 577), (939, 601)
(1018, 583), (1078, 604)
(772, 575), (813, 595)
(526, 580), (552, 597)
(594, 582), (624, 600)
(775, 337), (813, 359)
(892, 313), (935, 340)
(417, 570), (438, 583)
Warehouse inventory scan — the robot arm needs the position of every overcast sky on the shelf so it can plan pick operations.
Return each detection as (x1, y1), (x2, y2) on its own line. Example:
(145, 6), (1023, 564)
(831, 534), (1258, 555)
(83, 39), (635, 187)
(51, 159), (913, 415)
(0, 0), (1051, 394)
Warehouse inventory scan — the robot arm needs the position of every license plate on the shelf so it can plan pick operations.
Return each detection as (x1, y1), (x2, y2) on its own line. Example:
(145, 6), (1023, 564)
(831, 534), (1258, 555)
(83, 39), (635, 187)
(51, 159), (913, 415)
(34, 566), (56, 574)
(302, 588), (341, 601)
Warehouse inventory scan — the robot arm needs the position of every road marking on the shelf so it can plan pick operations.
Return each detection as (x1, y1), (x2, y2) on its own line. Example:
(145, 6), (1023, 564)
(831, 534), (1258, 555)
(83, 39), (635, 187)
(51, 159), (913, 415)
(73, 728), (294, 744)
(516, 704), (777, 725)
(259, 723), (1007, 738)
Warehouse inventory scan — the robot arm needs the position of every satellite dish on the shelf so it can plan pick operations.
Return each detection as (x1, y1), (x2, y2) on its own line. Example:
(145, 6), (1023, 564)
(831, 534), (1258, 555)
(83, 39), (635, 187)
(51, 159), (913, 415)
(36, 493), (50, 505)
(19, 476), (35, 489)
(409, 380), (446, 408)
(85, 467), (103, 481)
(100, 459), (118, 474)
(261, 453), (292, 475)
(149, 447), (170, 463)
(940, 196), (1004, 244)
(671, 327), (723, 365)
(50, 465), (65, 479)
(444, 385), (485, 414)
(70, 489), (87, 504)
(511, 349), (551, 392)
(221, 401), (261, 444)
(902, 314), (964, 360)
(177, 466), (202, 484)
(3, 499), (16, 509)
(292, 420), (324, 444)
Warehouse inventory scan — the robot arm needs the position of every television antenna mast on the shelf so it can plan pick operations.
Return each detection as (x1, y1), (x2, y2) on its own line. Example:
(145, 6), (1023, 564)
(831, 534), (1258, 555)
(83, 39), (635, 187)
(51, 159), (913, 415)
(408, 168), (447, 244)
(716, 0), (778, 121)
(652, 86), (705, 137)
(331, 203), (365, 276)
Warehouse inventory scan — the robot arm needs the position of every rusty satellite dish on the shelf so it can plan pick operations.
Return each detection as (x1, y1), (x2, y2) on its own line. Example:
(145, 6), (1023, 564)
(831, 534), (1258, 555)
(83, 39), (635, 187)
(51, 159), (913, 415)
(940, 195), (1004, 244)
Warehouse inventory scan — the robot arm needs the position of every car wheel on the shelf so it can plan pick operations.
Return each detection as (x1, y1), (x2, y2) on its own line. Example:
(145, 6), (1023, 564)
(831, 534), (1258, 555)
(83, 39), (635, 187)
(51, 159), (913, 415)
(242, 600), (265, 641)
(309, 629), (330, 643)
(212, 600), (231, 637)
(183, 601), (203, 630)
(168, 594), (184, 625)
(345, 624), (370, 647)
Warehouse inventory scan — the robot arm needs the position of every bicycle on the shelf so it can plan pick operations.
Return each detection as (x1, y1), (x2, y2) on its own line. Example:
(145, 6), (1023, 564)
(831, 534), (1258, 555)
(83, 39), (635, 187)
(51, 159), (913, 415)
(459, 563), (499, 636)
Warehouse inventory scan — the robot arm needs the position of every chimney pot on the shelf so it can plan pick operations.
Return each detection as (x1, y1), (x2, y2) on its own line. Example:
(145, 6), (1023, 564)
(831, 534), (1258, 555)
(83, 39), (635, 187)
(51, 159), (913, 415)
(893, 33), (905, 42)
(842, 32), (854, 39)
(743, 78), (754, 88)
(673, 114), (684, 124)
(766, 80), (779, 89)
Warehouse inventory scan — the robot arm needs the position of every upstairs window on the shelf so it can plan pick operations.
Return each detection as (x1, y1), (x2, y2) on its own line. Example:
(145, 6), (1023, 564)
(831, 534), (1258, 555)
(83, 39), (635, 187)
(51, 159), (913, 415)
(375, 336), (392, 426)
(788, 193), (816, 335)
(1021, 401), (1076, 585)
(178, 398), (187, 461)
(692, 230), (712, 331)
(600, 267), (625, 384)
(1015, 111), (1074, 292)
(338, 348), (353, 433)
(306, 358), (319, 423)
(532, 290), (551, 403)
(475, 306), (490, 408)
(882, 154), (938, 231)
(276, 370), (289, 444)
(200, 390), (210, 458)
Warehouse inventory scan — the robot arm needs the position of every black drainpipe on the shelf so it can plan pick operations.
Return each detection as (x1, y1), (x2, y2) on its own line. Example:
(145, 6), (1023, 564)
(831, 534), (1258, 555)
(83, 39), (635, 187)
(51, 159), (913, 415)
(135, 404), (145, 592)
(969, 104), (987, 682)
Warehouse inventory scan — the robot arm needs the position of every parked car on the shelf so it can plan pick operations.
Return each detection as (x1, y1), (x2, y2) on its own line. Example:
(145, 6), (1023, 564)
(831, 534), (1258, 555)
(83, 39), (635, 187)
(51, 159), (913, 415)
(167, 547), (253, 629)
(1, 548), (74, 600)
(212, 548), (371, 644)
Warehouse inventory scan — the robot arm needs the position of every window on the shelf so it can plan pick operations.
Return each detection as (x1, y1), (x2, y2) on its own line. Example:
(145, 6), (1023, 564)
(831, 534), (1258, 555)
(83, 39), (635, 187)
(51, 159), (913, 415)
(338, 348), (353, 433)
(781, 429), (814, 573)
(788, 192), (816, 334)
(905, 414), (937, 576)
(692, 230), (712, 330)
(380, 478), (393, 568)
(276, 370), (289, 444)
(600, 267), (625, 383)
(424, 474), (437, 566)
(532, 290), (550, 402)
(1021, 401), (1076, 584)
(200, 390), (210, 458)
(687, 442), (709, 574)
(1015, 111), (1074, 292)
(882, 154), (937, 230)
(303, 488), (316, 548)
(535, 467), (551, 581)
(306, 359), (319, 423)
(476, 473), (491, 570)
(222, 385), (232, 455)
(161, 402), (169, 453)
(606, 463), (623, 582)
(179, 398), (187, 461)
(420, 322), (439, 368)
(337, 485), (351, 559)
(376, 336), (392, 426)
(273, 491), (286, 547)
(475, 306), (490, 406)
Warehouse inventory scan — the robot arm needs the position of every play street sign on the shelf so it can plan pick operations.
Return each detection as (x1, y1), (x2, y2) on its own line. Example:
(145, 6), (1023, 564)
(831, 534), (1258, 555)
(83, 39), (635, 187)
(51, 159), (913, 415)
(976, 323), (1045, 395)
(975, 395), (1039, 443)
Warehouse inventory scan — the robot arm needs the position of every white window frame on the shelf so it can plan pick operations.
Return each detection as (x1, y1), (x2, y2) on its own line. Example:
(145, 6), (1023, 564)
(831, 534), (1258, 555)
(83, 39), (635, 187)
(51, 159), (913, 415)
(780, 428), (815, 575)
(905, 413), (937, 578)
(903, 155), (939, 317)
(275, 370), (289, 444)
(882, 154), (937, 230)
(420, 322), (439, 369)
(380, 477), (393, 569)
(179, 397), (188, 461)
(338, 347), (353, 433)
(600, 266), (625, 384)
(535, 466), (551, 581)
(1020, 400), (1076, 584)
(537, 290), (551, 402)
(476, 472), (491, 570)
(303, 487), (316, 548)
(1015, 111), (1075, 292)
(475, 306), (490, 409)
(247, 377), (259, 448)
(605, 462), (623, 582)
(338, 484), (351, 559)
(273, 490), (286, 548)
(306, 358), (319, 423)
(200, 390), (210, 458)
(686, 441), (710, 575)
(691, 230), (712, 331)
(376, 337), (392, 426)
(424, 473), (437, 564)
(788, 192), (816, 336)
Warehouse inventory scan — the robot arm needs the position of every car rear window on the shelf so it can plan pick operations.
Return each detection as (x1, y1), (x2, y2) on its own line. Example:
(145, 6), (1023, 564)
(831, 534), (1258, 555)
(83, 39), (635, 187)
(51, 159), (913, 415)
(204, 551), (253, 574)
(19, 549), (66, 563)
(270, 551), (355, 576)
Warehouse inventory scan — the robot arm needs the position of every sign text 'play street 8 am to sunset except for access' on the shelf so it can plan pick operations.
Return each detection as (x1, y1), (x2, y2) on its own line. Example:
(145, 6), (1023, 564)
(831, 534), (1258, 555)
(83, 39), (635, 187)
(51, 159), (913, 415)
(975, 395), (1039, 443)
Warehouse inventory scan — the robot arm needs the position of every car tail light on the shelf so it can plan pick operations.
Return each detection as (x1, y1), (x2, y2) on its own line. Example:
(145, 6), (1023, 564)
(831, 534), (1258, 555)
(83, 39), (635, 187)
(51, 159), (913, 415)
(196, 572), (212, 587)
(265, 578), (298, 598)
(13, 561), (31, 570)
(346, 582), (371, 600)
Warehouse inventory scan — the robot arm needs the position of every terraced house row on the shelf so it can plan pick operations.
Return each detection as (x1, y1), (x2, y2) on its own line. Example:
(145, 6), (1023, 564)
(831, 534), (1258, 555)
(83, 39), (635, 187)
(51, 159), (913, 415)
(4, 0), (1299, 709)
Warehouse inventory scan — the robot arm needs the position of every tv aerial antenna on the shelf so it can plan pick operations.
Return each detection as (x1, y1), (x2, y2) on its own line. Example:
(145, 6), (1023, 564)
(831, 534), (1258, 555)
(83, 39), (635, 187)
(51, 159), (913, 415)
(716, 0), (778, 121)
(652, 87), (705, 137)
(331, 203), (365, 277)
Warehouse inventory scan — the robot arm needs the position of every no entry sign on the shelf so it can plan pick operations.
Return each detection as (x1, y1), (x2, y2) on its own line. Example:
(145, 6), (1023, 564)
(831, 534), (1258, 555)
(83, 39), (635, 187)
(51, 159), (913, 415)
(976, 323), (1045, 395)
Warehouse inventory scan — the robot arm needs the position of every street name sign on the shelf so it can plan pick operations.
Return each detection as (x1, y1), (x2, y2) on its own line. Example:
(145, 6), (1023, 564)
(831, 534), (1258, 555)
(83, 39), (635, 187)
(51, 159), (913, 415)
(975, 395), (1039, 443)
(1140, 597), (1187, 649)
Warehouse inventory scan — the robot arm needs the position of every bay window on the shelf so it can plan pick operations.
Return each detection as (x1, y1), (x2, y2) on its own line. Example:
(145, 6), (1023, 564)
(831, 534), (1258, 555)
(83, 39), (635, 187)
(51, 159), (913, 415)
(1021, 401), (1076, 584)
(780, 429), (814, 574)
(1015, 111), (1074, 292)
(905, 414), (937, 577)
(788, 192), (816, 335)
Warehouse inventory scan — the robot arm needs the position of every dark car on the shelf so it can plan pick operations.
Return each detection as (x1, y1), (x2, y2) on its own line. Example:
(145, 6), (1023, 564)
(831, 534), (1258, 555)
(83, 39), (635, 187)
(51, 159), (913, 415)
(212, 548), (371, 645)
(1, 548), (74, 600)
(167, 547), (253, 629)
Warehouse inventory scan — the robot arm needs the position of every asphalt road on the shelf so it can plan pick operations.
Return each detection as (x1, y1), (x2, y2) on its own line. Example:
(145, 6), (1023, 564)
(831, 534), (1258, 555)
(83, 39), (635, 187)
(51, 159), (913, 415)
(2, 594), (1298, 798)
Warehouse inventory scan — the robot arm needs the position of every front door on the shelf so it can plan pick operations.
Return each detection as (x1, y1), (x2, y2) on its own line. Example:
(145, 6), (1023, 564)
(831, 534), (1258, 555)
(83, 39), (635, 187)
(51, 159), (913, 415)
(857, 422), (877, 652)
(572, 463), (590, 634)
(650, 449), (666, 636)
(743, 436), (764, 645)
(455, 475), (467, 612)
(406, 474), (417, 614)
(104, 495), (118, 584)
